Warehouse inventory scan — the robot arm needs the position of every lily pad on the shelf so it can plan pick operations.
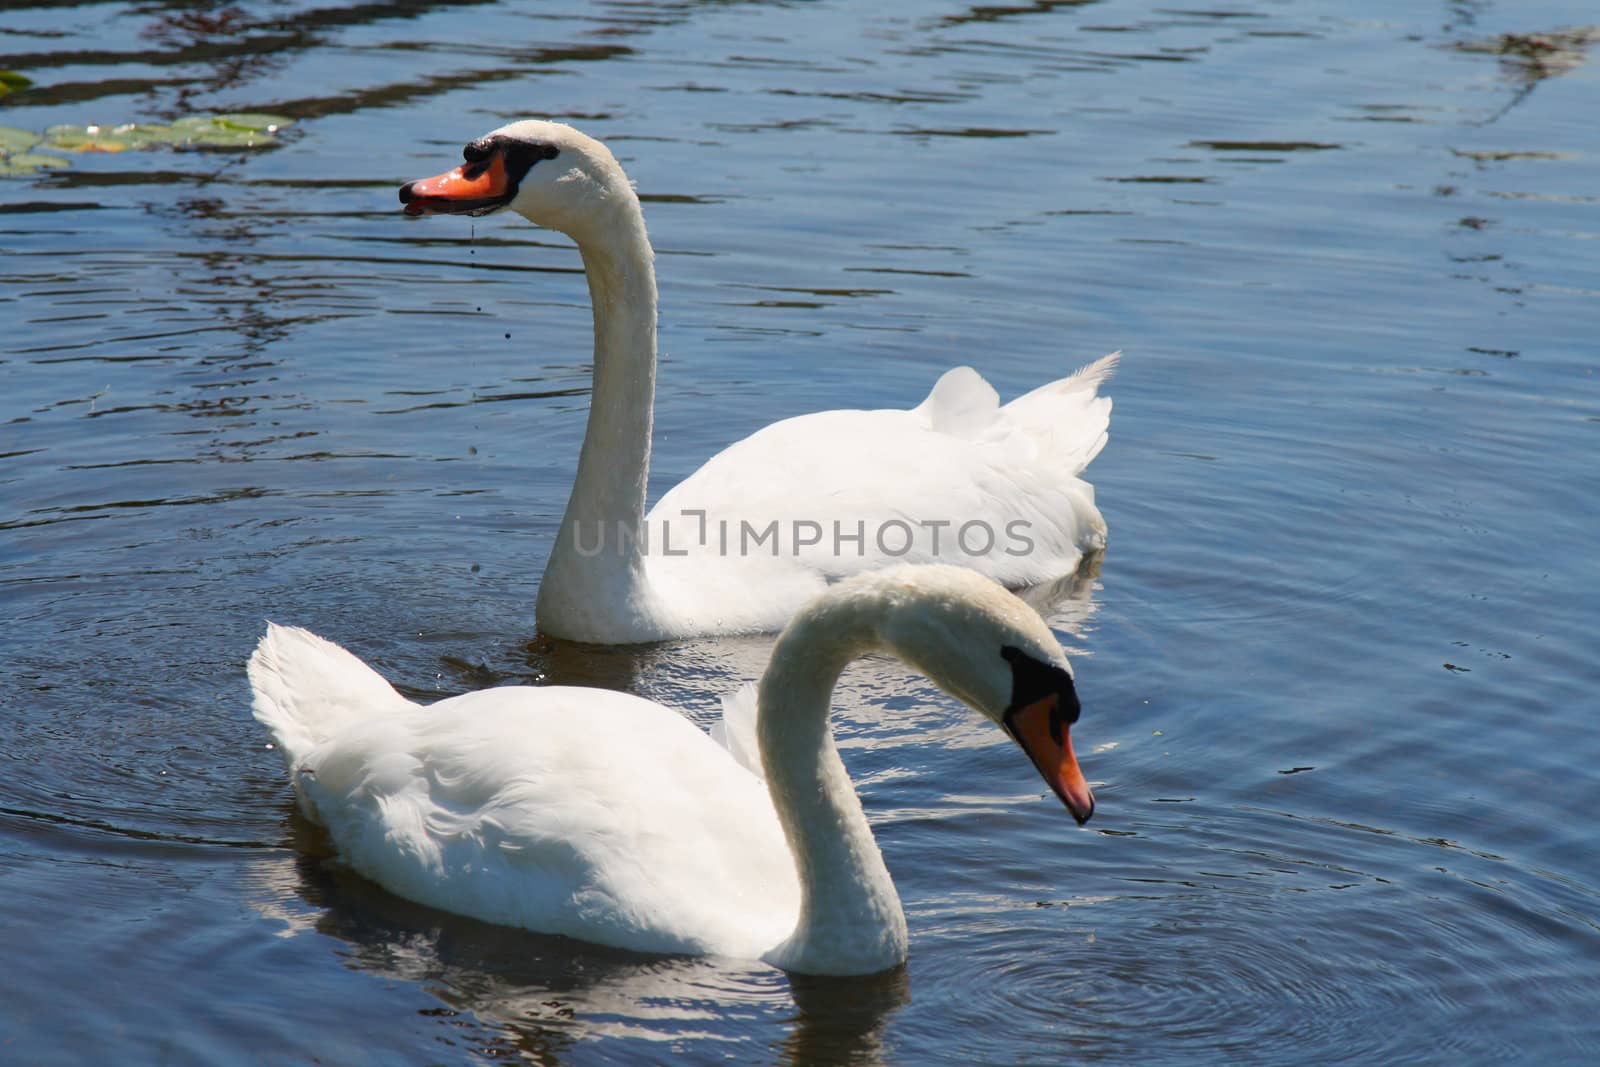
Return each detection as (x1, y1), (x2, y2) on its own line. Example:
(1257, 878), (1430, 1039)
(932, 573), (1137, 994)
(0, 126), (42, 154)
(0, 152), (71, 178)
(6, 112), (290, 171)
(0, 71), (32, 98)
(212, 113), (295, 132)
(113, 123), (179, 147)
(44, 124), (136, 152)
(162, 115), (278, 147)
(169, 115), (226, 132)
(190, 127), (277, 147)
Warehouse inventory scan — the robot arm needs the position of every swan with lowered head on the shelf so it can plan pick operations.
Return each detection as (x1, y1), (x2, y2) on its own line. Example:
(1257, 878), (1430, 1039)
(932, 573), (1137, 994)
(399, 120), (1119, 644)
(248, 564), (1096, 976)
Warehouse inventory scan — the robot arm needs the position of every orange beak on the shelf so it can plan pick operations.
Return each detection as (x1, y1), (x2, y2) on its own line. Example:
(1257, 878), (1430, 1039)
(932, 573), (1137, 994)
(1005, 692), (1095, 824)
(399, 154), (512, 216)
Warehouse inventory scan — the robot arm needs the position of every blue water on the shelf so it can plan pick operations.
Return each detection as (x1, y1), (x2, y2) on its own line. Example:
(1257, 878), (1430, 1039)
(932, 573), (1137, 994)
(3, 1), (1598, 1062)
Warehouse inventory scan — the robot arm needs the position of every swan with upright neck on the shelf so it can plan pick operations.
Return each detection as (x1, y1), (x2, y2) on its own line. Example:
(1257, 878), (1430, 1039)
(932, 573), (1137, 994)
(248, 565), (1095, 976)
(400, 121), (1119, 644)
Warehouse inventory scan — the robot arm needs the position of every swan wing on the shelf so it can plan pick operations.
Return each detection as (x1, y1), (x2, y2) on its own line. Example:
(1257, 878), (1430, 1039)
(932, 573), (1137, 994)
(250, 632), (801, 957)
(642, 356), (1116, 631)
(910, 364), (1001, 439)
(709, 682), (764, 779)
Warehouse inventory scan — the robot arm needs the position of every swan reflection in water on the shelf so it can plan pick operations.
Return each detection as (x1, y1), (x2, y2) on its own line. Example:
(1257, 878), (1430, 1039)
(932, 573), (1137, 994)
(247, 842), (909, 1065)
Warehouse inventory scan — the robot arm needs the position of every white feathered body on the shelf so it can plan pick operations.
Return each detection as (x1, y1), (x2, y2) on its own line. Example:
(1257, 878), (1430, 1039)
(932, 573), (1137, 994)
(249, 625), (799, 958)
(604, 353), (1119, 640)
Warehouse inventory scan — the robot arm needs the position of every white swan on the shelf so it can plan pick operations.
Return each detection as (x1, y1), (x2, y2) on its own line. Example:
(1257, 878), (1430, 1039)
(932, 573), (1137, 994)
(399, 120), (1119, 644)
(248, 564), (1095, 976)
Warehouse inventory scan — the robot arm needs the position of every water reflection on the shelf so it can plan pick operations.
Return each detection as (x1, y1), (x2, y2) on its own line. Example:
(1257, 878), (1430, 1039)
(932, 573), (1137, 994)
(8, 0), (1600, 1061)
(3, 0), (506, 114)
(1451, 25), (1600, 123)
(248, 842), (909, 1065)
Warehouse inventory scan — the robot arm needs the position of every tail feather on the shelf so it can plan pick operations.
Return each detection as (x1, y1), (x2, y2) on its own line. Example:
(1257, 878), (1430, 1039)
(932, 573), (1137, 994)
(1001, 351), (1120, 473)
(247, 622), (415, 770)
(1060, 350), (1120, 392)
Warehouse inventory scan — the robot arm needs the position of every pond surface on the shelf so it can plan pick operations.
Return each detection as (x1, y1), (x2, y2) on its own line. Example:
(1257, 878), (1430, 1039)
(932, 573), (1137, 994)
(3, 0), (1598, 1063)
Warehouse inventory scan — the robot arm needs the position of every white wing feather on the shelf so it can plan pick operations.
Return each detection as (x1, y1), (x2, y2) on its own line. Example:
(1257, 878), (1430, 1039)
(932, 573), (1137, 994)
(639, 355), (1117, 634)
(250, 630), (801, 958)
(709, 682), (764, 780)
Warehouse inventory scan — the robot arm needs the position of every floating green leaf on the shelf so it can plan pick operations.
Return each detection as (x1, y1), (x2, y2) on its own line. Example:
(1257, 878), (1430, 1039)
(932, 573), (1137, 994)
(163, 114), (280, 146)
(0, 71), (33, 98)
(0, 152), (70, 178)
(44, 124), (137, 152)
(213, 113), (294, 132)
(115, 123), (179, 147)
(0, 126), (42, 154)
(2, 111), (291, 177)
(200, 127), (278, 147)
(169, 115), (223, 132)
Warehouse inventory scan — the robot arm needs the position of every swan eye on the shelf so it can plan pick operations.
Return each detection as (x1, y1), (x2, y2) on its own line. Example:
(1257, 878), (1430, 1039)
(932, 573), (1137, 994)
(1000, 645), (1080, 725)
(1047, 697), (1067, 745)
(503, 140), (560, 174)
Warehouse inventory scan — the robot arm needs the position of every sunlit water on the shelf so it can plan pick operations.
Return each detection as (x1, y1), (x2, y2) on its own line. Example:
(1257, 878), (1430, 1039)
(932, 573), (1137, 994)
(3, 0), (1597, 1062)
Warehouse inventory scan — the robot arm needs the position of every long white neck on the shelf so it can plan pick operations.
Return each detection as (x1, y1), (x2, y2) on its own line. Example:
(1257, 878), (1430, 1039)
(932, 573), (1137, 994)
(758, 593), (909, 976)
(536, 192), (659, 636)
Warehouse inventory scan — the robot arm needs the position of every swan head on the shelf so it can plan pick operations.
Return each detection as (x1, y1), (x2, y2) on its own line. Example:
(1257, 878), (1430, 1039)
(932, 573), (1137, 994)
(837, 565), (1097, 824)
(398, 120), (633, 239)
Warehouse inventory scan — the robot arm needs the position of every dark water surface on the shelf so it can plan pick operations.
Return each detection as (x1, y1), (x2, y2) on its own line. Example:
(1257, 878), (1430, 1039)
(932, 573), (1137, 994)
(3, 0), (1598, 1063)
